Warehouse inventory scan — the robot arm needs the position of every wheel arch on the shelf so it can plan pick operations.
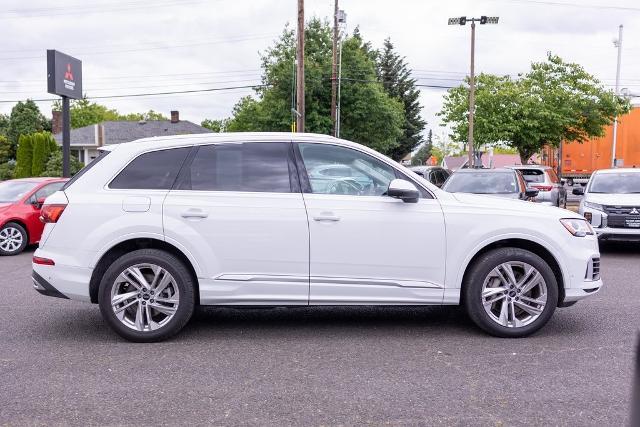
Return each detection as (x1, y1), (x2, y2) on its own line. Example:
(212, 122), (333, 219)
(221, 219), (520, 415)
(460, 238), (565, 306)
(89, 238), (200, 304)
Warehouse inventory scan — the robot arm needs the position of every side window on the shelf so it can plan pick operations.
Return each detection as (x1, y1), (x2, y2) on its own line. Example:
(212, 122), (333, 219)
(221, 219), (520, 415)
(33, 182), (65, 201)
(298, 143), (396, 197)
(110, 147), (190, 190)
(177, 142), (293, 193)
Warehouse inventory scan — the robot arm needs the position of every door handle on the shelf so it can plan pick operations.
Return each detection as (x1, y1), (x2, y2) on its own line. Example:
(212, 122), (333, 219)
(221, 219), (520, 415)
(313, 214), (340, 222)
(181, 209), (209, 219)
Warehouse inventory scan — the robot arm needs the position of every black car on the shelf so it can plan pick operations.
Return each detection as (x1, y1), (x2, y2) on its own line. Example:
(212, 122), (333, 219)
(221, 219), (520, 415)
(408, 166), (451, 188)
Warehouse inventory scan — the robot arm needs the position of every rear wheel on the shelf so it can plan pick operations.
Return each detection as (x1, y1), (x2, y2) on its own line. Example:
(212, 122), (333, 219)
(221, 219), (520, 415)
(0, 222), (28, 256)
(463, 247), (558, 338)
(98, 249), (195, 342)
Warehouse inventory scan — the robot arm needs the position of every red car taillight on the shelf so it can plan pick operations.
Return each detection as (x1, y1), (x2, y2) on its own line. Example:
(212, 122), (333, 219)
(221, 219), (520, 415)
(33, 256), (55, 265)
(40, 204), (67, 223)
(532, 185), (553, 192)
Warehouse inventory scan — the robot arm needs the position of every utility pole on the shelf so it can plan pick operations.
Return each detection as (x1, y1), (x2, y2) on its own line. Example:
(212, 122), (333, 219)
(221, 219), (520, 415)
(448, 16), (499, 168)
(612, 24), (623, 168)
(468, 21), (476, 168)
(336, 9), (346, 138)
(296, 0), (305, 133)
(331, 0), (339, 136)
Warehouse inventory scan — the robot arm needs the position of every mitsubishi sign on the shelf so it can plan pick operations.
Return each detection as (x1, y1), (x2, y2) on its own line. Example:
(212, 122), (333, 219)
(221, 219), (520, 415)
(47, 50), (82, 99)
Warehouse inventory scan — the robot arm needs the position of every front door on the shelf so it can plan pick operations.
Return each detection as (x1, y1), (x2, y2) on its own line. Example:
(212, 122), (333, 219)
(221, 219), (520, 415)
(296, 142), (446, 304)
(163, 141), (310, 305)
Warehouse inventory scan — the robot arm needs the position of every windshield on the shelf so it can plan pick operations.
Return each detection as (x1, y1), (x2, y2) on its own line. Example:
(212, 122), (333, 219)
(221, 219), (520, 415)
(0, 181), (39, 203)
(589, 172), (640, 194)
(443, 172), (518, 194)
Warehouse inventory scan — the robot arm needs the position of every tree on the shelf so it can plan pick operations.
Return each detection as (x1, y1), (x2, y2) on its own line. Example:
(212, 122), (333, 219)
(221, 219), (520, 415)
(52, 98), (169, 129)
(0, 135), (10, 163)
(225, 19), (404, 154)
(378, 38), (426, 161)
(7, 100), (49, 159)
(31, 132), (56, 177)
(439, 54), (631, 164)
(14, 134), (34, 178)
(411, 130), (433, 166)
(201, 118), (230, 132)
(0, 161), (14, 181)
(41, 149), (84, 177)
(0, 114), (9, 137)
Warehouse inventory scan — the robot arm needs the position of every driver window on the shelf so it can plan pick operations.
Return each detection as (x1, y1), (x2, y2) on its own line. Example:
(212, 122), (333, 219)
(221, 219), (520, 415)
(298, 143), (396, 196)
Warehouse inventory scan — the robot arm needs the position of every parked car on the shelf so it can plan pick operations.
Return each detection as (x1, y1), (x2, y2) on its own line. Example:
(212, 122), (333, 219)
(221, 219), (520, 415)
(0, 178), (67, 255)
(574, 168), (640, 241)
(507, 165), (567, 208)
(442, 168), (539, 201)
(33, 133), (601, 342)
(408, 166), (451, 188)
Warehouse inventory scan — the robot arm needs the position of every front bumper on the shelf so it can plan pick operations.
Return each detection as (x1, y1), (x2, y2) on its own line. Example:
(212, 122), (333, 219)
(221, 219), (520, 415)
(595, 227), (640, 241)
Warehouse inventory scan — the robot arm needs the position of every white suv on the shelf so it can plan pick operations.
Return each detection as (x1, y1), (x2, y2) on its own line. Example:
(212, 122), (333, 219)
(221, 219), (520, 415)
(33, 133), (602, 342)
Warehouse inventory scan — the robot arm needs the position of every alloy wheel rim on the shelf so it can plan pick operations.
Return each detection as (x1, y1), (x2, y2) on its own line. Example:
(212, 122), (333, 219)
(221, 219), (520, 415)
(481, 261), (547, 328)
(0, 227), (23, 253)
(110, 263), (180, 332)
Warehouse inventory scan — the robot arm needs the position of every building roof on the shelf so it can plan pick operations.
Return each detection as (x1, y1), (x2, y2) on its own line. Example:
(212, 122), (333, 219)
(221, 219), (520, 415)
(54, 120), (212, 146)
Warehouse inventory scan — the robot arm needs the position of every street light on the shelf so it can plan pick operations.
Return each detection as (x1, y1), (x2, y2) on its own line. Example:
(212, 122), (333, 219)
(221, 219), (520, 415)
(448, 15), (499, 168)
(612, 24), (623, 168)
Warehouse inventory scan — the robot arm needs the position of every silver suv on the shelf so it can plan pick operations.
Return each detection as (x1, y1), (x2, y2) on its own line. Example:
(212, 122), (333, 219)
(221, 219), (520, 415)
(507, 165), (567, 208)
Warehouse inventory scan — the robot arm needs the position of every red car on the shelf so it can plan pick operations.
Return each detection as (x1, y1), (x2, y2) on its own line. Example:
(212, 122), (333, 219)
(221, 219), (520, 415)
(0, 178), (68, 256)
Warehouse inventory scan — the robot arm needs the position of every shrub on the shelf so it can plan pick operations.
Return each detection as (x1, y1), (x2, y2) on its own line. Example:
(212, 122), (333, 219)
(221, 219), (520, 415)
(14, 134), (34, 178)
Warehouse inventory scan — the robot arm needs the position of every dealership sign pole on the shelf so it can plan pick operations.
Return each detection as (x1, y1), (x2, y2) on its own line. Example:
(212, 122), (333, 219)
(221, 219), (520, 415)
(47, 50), (82, 178)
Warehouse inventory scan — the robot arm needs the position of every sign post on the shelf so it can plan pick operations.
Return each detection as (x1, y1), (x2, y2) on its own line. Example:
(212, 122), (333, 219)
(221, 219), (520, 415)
(47, 50), (82, 177)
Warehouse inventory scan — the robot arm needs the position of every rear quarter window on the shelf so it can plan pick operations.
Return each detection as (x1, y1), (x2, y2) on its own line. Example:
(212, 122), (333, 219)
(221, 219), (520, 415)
(109, 147), (191, 190)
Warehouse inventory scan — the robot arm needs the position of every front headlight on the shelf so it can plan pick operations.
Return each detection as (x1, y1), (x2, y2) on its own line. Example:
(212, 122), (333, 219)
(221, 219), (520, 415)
(560, 218), (595, 237)
(584, 201), (603, 211)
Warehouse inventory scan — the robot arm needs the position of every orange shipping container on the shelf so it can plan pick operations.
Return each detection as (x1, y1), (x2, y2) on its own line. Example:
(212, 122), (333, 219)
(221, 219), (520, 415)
(541, 107), (640, 183)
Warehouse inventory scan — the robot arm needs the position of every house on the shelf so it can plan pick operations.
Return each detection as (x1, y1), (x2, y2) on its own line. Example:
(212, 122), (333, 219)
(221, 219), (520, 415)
(52, 110), (212, 164)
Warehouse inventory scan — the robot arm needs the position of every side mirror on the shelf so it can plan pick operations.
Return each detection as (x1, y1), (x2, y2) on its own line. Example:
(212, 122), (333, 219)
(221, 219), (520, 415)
(387, 179), (419, 203)
(572, 187), (584, 196)
(525, 188), (539, 199)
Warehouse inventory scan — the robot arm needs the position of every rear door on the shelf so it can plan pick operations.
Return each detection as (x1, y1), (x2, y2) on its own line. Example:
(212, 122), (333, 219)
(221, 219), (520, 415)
(162, 141), (310, 305)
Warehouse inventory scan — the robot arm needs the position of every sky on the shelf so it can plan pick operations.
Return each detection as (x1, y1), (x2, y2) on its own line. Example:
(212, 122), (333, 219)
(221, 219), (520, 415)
(1, 0), (640, 139)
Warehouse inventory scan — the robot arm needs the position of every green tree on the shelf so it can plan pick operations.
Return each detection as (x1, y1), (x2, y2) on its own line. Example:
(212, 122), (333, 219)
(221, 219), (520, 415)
(378, 38), (426, 161)
(439, 54), (630, 164)
(201, 118), (230, 132)
(31, 132), (56, 177)
(14, 134), (34, 178)
(41, 148), (84, 177)
(226, 20), (404, 154)
(411, 130), (433, 166)
(52, 98), (169, 129)
(0, 161), (14, 181)
(0, 135), (10, 163)
(0, 114), (9, 137)
(7, 100), (49, 159)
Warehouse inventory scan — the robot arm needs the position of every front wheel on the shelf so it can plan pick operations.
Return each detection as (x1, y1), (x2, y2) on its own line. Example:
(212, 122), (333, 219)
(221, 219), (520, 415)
(463, 247), (558, 338)
(98, 249), (196, 342)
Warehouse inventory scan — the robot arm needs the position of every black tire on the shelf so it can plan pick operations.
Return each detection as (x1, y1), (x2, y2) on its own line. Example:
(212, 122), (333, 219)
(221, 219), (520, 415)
(463, 247), (558, 338)
(98, 249), (196, 342)
(567, 178), (574, 186)
(0, 222), (28, 256)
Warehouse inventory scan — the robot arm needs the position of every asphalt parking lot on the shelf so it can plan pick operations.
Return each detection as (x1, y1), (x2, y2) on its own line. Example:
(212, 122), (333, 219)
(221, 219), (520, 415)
(1, 243), (639, 426)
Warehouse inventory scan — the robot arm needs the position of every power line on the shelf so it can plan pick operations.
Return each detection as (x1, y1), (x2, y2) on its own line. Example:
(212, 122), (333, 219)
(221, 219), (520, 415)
(0, 84), (267, 104)
(503, 0), (640, 11)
